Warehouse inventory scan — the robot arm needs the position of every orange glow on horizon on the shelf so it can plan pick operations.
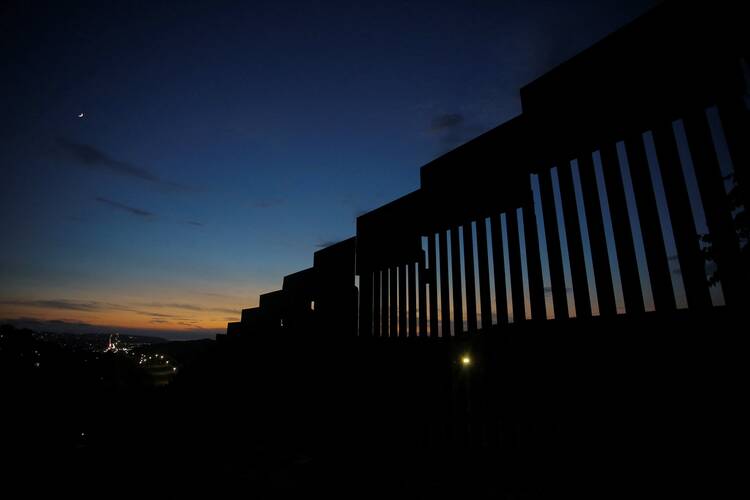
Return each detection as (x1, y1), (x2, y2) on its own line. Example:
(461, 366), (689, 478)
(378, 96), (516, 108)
(0, 285), (272, 335)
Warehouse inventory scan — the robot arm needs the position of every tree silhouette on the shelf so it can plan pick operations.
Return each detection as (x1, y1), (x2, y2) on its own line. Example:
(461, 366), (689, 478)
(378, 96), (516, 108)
(700, 173), (749, 286)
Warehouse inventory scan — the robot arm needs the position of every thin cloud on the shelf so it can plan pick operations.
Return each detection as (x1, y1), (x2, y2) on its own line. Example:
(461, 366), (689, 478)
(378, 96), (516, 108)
(1, 298), (178, 319)
(46, 319), (93, 327)
(95, 197), (155, 217)
(140, 311), (180, 319)
(429, 113), (465, 132)
(0, 299), (101, 311)
(185, 220), (204, 227)
(1, 317), (94, 329)
(178, 321), (203, 328)
(56, 137), (188, 190)
(427, 112), (484, 151)
(253, 198), (285, 209)
(1, 298), (238, 318)
(190, 291), (238, 300)
(1, 317), (217, 340)
(134, 302), (238, 315)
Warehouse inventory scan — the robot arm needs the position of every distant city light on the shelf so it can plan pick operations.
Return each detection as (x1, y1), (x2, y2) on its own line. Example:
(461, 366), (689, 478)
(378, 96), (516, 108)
(461, 355), (471, 366)
(103, 333), (132, 354)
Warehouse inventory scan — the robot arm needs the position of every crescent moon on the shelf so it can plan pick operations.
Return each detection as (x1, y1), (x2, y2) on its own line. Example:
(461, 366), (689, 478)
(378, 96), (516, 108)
(78, 113), (84, 118)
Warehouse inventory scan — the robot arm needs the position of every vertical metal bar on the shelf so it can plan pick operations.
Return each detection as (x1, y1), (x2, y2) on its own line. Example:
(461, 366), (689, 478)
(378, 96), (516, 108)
(624, 131), (676, 311)
(600, 143), (645, 313)
(408, 261), (417, 336)
(390, 266), (398, 336)
(652, 122), (712, 309)
(450, 226), (464, 335)
(523, 199), (547, 320)
(505, 210), (525, 322)
(373, 269), (381, 337)
(439, 230), (452, 336)
(381, 267), (389, 337)
(577, 153), (617, 316)
(556, 160), (592, 318)
(683, 109), (744, 305)
(429, 235), (440, 337)
(418, 252), (428, 336)
(538, 169), (569, 319)
(475, 218), (493, 329)
(463, 223), (478, 332)
(490, 213), (509, 325)
(398, 264), (407, 337)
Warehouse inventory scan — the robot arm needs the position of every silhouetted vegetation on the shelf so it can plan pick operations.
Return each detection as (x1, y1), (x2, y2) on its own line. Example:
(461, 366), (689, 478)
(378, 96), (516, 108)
(701, 173), (749, 286)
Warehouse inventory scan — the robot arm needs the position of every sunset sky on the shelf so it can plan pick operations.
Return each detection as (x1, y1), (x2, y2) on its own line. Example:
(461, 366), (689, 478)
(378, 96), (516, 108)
(1, 0), (661, 339)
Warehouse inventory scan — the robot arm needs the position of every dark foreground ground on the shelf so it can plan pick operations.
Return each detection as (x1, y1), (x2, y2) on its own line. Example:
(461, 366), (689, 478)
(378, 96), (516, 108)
(1, 310), (741, 496)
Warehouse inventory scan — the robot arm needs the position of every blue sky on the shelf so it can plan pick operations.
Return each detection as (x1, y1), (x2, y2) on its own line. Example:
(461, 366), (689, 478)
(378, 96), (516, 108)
(0, 0), (661, 338)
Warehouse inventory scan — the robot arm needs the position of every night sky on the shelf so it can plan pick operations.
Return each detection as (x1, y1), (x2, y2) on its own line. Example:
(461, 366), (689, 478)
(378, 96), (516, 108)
(1, 0), (661, 339)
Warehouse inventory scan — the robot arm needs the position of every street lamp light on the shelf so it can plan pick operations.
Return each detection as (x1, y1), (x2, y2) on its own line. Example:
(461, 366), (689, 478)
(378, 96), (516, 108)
(461, 354), (471, 367)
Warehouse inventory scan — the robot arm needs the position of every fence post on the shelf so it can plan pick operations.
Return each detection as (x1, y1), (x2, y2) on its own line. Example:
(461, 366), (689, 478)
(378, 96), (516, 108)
(651, 122), (713, 309)
(600, 143), (645, 314)
(538, 169), (569, 319)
